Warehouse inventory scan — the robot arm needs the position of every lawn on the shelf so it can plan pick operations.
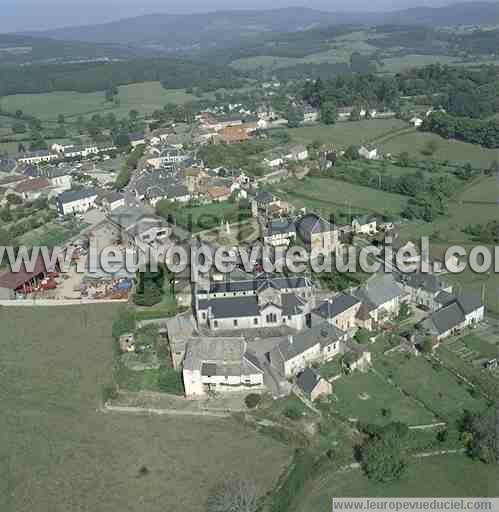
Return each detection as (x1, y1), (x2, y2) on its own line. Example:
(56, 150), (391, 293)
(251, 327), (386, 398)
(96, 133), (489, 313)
(332, 370), (435, 426)
(379, 130), (499, 168)
(0, 82), (202, 122)
(0, 305), (291, 512)
(277, 177), (408, 217)
(286, 119), (408, 147)
(375, 353), (488, 422)
(296, 455), (499, 511)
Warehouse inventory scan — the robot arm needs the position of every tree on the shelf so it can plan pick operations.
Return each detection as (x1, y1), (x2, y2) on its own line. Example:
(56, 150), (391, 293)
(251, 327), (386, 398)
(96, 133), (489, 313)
(321, 101), (337, 125)
(461, 408), (498, 465)
(421, 139), (439, 156)
(360, 422), (409, 483)
(206, 479), (258, 512)
(344, 145), (360, 160)
(286, 105), (304, 128)
(14, 109), (23, 119)
(398, 151), (410, 167)
(355, 328), (370, 344)
(129, 109), (139, 122)
(419, 337), (434, 354)
(57, 114), (65, 125)
(18, 143), (26, 154)
(244, 394), (261, 409)
(12, 122), (26, 134)
(486, 160), (499, 176)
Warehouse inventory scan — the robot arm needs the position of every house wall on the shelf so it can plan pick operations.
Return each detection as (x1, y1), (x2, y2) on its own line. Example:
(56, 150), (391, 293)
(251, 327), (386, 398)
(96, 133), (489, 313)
(284, 344), (321, 378)
(310, 379), (332, 401)
(59, 195), (97, 215)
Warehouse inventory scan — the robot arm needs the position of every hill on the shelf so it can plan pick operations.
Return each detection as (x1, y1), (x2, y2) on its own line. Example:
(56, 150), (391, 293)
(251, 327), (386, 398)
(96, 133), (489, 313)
(0, 34), (160, 65)
(25, 3), (499, 52)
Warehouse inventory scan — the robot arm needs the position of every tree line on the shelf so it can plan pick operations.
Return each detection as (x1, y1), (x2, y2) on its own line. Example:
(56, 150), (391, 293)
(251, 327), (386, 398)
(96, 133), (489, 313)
(0, 58), (247, 97)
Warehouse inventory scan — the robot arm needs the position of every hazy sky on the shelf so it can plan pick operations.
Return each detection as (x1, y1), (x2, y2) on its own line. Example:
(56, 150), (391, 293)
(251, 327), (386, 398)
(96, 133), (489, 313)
(2, 0), (476, 33)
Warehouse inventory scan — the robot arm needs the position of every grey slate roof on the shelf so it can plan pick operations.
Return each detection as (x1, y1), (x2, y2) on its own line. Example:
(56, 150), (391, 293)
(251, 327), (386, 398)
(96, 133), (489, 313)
(426, 302), (464, 335)
(355, 274), (404, 309)
(255, 191), (274, 205)
(296, 213), (334, 243)
(398, 272), (448, 294)
(208, 274), (312, 294)
(456, 294), (483, 315)
(267, 218), (296, 237)
(296, 368), (320, 397)
(315, 294), (360, 319)
(271, 321), (345, 364)
(57, 188), (97, 204)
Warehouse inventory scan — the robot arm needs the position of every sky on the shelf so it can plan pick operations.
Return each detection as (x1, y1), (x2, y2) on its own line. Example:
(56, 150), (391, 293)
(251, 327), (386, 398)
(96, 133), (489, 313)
(1, 0), (479, 33)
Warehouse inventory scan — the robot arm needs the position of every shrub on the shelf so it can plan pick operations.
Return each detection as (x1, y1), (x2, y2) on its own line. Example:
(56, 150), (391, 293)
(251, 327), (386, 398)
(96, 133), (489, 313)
(245, 394), (262, 409)
(157, 368), (184, 395)
(283, 404), (302, 421)
(102, 382), (118, 403)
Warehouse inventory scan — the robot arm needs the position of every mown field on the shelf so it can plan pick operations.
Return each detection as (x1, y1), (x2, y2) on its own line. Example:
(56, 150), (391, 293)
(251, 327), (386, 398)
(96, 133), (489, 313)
(286, 119), (408, 148)
(0, 82), (202, 122)
(379, 130), (499, 168)
(0, 305), (291, 512)
(296, 455), (499, 511)
(332, 370), (435, 426)
(277, 177), (408, 217)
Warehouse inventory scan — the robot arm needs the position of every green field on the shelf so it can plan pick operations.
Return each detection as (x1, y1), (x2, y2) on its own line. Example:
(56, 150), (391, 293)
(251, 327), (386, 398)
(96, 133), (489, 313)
(332, 370), (436, 426)
(0, 305), (291, 512)
(277, 177), (408, 217)
(379, 130), (499, 168)
(380, 54), (462, 73)
(230, 38), (375, 72)
(375, 353), (488, 422)
(296, 455), (499, 511)
(286, 119), (409, 148)
(0, 82), (201, 122)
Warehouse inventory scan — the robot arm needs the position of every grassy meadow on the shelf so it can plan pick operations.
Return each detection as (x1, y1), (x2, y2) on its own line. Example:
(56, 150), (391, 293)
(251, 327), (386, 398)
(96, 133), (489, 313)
(0, 305), (291, 512)
(277, 177), (408, 217)
(0, 82), (202, 122)
(286, 119), (408, 148)
(379, 130), (499, 168)
(296, 455), (499, 511)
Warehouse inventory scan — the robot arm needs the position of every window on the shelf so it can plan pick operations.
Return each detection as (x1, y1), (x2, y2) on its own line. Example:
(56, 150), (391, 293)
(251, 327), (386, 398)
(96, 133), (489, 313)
(282, 318), (286, 324)
(233, 319), (238, 327)
(202, 312), (206, 320)
(253, 318), (258, 325)
(214, 320), (218, 328)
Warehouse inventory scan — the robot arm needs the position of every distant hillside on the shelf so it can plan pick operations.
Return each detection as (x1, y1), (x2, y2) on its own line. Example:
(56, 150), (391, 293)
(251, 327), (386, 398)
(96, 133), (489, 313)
(0, 34), (160, 65)
(25, 3), (499, 53)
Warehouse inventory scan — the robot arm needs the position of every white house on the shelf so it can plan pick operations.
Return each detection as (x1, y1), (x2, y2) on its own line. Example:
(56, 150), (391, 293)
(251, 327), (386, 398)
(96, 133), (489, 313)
(183, 337), (265, 398)
(410, 116), (423, 128)
(352, 215), (377, 235)
(56, 188), (98, 216)
(17, 150), (59, 165)
(358, 146), (378, 160)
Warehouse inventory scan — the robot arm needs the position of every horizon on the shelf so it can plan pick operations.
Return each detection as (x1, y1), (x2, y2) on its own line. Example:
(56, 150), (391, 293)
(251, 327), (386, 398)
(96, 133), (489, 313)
(2, 0), (489, 33)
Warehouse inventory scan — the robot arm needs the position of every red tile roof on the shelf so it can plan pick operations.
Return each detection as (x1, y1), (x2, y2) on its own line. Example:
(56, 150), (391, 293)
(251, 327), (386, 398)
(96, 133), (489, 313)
(0, 254), (53, 290)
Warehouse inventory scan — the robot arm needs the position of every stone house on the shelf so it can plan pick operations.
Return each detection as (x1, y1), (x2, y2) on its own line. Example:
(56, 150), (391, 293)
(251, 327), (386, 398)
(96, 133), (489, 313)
(296, 213), (339, 253)
(296, 368), (332, 401)
(182, 337), (264, 398)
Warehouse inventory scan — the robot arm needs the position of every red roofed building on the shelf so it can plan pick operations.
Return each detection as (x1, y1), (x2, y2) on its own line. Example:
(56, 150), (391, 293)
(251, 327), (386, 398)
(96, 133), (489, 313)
(0, 254), (56, 299)
(13, 177), (51, 201)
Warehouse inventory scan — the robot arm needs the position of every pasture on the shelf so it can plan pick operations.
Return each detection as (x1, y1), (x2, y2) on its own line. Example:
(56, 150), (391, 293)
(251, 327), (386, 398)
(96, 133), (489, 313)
(286, 119), (408, 147)
(0, 82), (201, 122)
(332, 370), (436, 426)
(277, 177), (408, 217)
(296, 455), (499, 511)
(375, 353), (488, 422)
(379, 130), (499, 168)
(0, 305), (291, 512)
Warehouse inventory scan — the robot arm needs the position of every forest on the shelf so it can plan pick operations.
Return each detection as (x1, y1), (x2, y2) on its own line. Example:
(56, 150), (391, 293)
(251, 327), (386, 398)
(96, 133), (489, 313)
(0, 58), (247, 96)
